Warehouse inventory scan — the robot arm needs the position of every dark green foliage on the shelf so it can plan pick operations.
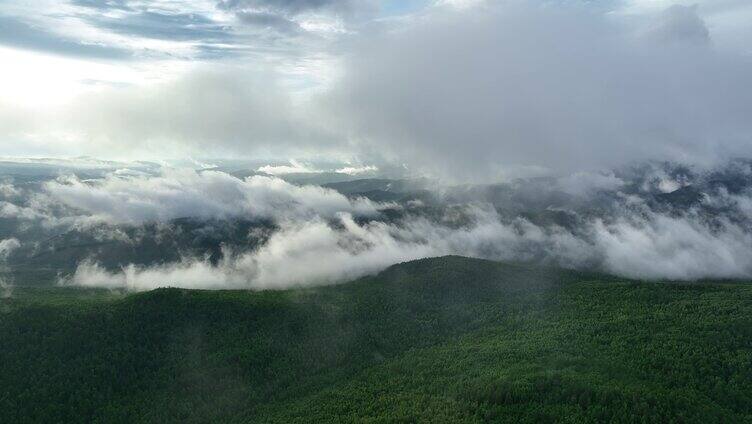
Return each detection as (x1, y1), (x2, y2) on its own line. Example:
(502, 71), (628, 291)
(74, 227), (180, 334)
(0, 256), (750, 423)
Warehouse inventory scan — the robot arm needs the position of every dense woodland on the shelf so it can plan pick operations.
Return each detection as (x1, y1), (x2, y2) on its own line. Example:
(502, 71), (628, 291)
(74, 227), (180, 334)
(1, 256), (750, 423)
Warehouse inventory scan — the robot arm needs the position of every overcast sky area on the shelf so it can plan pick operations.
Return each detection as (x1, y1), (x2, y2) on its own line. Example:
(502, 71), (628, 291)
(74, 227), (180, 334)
(1, 0), (751, 180)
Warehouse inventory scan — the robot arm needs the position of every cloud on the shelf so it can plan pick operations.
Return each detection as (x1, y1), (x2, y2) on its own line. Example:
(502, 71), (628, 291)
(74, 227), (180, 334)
(3, 1), (752, 292)
(64, 214), (429, 290)
(325, 3), (752, 181)
(335, 165), (378, 175)
(257, 159), (321, 175)
(64, 193), (752, 291)
(0, 158), (737, 290)
(0, 182), (20, 198)
(61, 209), (502, 290)
(86, 10), (231, 42)
(0, 238), (20, 258)
(256, 160), (379, 175)
(217, 0), (371, 16)
(646, 4), (710, 44)
(555, 172), (625, 197)
(5, 2), (750, 176)
(0, 0), (353, 67)
(0, 16), (132, 59)
(66, 70), (302, 156)
(63, 196), (752, 290)
(39, 168), (381, 225)
(219, 0), (379, 38)
(594, 212), (752, 280)
(69, 0), (132, 11)
(0, 238), (20, 298)
(0, 201), (49, 221)
(236, 11), (302, 34)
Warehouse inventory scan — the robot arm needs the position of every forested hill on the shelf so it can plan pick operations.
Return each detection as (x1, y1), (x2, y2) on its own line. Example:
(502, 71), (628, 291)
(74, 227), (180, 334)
(1, 256), (751, 423)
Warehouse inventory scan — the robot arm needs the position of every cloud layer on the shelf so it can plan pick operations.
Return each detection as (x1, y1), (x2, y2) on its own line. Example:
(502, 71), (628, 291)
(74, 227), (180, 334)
(0, 159), (748, 289)
(326, 4), (752, 180)
(38, 168), (381, 225)
(66, 201), (752, 291)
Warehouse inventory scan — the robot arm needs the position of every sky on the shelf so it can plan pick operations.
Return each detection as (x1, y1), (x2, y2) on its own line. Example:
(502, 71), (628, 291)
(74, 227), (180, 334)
(1, 0), (751, 180)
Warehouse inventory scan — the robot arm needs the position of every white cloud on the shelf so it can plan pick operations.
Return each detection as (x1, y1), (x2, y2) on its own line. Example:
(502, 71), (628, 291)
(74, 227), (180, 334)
(556, 172), (625, 197)
(0, 201), (49, 221)
(0, 238), (20, 298)
(40, 167), (381, 225)
(65, 213), (437, 290)
(644, 4), (710, 44)
(335, 165), (378, 175)
(2, 1), (752, 292)
(0, 238), (20, 258)
(595, 213), (752, 280)
(0, 183), (20, 198)
(257, 159), (321, 175)
(64, 199), (752, 291)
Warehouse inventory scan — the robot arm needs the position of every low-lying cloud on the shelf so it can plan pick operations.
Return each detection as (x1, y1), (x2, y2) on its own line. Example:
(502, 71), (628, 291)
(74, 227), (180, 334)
(64, 201), (752, 291)
(38, 168), (381, 225)
(0, 237), (20, 298)
(1, 161), (750, 290)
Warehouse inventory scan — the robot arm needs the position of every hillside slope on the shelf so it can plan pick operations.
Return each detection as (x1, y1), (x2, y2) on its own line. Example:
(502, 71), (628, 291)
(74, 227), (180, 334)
(1, 256), (750, 423)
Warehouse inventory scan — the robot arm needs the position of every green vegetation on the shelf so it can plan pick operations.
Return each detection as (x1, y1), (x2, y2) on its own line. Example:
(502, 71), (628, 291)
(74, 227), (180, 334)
(1, 256), (750, 423)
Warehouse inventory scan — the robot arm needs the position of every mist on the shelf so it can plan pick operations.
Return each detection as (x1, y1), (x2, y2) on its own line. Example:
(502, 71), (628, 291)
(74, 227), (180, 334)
(61, 182), (752, 291)
(326, 3), (752, 180)
(0, 238), (20, 298)
(40, 169), (382, 225)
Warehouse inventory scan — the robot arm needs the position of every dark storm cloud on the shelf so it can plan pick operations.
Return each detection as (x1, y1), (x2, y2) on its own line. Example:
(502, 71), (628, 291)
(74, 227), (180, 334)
(0, 16), (131, 59)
